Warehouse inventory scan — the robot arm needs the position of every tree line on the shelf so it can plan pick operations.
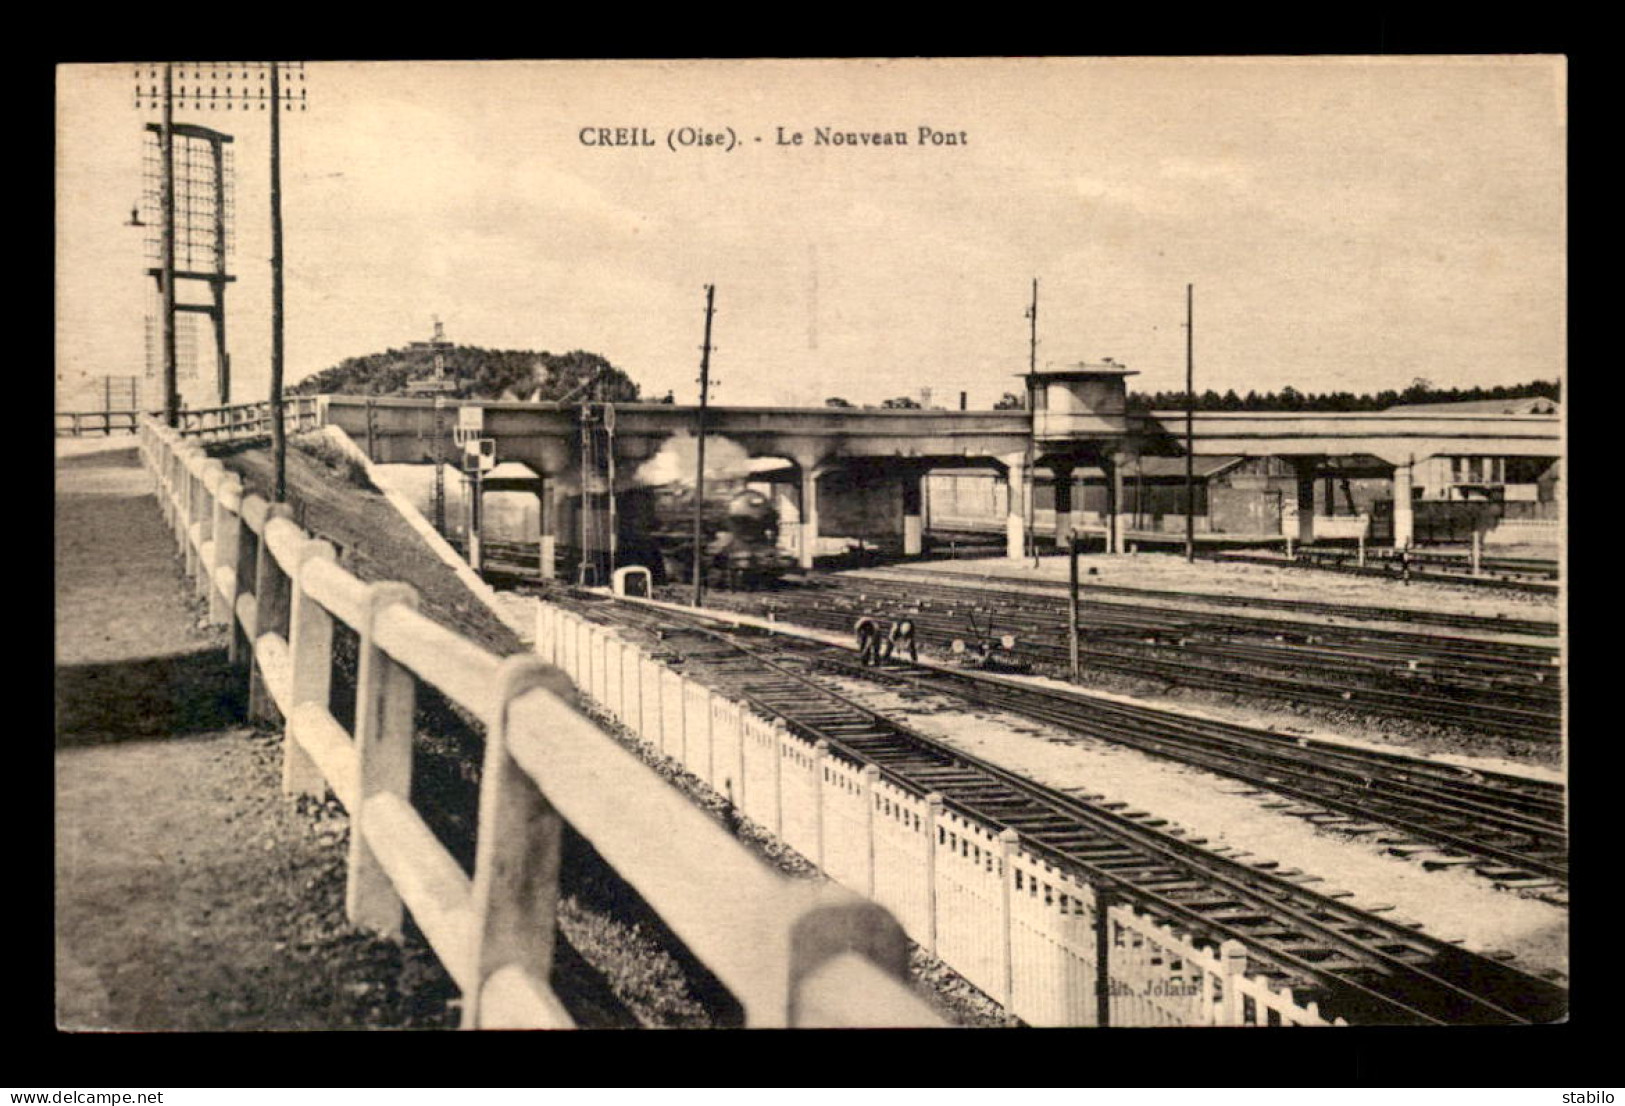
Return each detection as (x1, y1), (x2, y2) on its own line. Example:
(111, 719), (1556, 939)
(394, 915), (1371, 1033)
(960, 379), (1561, 413)
(1127, 378), (1560, 412)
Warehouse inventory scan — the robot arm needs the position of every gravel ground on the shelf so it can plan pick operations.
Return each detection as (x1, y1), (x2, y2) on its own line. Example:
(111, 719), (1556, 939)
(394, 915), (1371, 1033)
(818, 673), (1569, 988)
(900, 550), (1560, 623)
(985, 667), (1565, 785)
(850, 564), (1556, 650)
(697, 578), (1563, 769)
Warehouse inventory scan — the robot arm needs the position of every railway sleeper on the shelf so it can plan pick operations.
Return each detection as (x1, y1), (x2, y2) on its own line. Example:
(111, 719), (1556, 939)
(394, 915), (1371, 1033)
(1070, 858), (1162, 875)
(1032, 839), (1137, 858)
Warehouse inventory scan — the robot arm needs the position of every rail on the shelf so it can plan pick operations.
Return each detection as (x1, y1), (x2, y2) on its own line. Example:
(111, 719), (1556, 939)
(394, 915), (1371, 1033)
(136, 415), (940, 1028)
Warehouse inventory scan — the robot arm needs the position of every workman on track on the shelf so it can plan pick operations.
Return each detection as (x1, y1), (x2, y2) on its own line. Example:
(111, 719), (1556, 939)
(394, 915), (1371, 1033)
(884, 617), (918, 663)
(854, 615), (882, 666)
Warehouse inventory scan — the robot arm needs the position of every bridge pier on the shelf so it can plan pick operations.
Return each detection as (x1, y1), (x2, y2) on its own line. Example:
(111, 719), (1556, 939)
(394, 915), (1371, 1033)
(539, 480), (563, 580)
(798, 466), (821, 570)
(1107, 455), (1130, 554)
(1002, 454), (1027, 560)
(1050, 462), (1076, 545)
(1393, 460), (1415, 549)
(902, 475), (923, 557)
(1292, 458), (1319, 548)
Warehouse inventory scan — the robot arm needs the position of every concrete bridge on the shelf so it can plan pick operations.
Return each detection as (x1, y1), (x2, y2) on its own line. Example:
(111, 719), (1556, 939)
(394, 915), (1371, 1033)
(313, 379), (1559, 565)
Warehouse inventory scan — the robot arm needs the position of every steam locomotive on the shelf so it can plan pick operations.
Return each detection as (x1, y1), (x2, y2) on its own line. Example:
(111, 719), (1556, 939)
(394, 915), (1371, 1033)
(620, 479), (798, 589)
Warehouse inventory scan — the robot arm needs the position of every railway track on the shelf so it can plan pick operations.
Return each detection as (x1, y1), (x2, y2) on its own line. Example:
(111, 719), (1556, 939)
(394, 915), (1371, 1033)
(1201, 549), (1559, 594)
(868, 564), (1559, 639)
(709, 575), (1562, 743)
(798, 645), (1566, 888)
(563, 596), (1568, 1026)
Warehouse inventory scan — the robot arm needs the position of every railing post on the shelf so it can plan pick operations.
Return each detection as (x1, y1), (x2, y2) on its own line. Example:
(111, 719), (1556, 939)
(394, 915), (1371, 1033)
(924, 792), (943, 957)
(861, 764), (879, 899)
(1095, 886), (1114, 1028)
(733, 702), (748, 815)
(195, 461), (224, 607)
(998, 827), (1018, 1022)
(249, 503), (297, 723)
(346, 581), (420, 936)
(154, 434), (168, 523)
(770, 723), (786, 838)
(231, 497), (263, 668)
(161, 441), (170, 521)
(184, 451), (207, 582)
(284, 539), (338, 798)
(702, 688), (718, 785)
(210, 473), (243, 626)
(813, 739), (831, 872)
(176, 448), (194, 561)
(1219, 938), (1248, 1026)
(466, 655), (569, 1029)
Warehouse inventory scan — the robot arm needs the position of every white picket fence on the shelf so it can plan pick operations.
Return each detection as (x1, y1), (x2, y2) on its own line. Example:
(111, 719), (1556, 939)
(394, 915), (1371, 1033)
(138, 416), (942, 1029)
(538, 601), (1345, 1028)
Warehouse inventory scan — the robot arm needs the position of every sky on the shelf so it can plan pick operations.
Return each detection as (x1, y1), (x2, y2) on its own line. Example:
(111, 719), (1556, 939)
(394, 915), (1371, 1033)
(55, 57), (1566, 411)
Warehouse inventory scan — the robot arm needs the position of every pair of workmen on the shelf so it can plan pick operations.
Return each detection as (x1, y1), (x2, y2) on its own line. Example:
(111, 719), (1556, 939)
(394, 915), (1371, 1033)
(854, 615), (917, 666)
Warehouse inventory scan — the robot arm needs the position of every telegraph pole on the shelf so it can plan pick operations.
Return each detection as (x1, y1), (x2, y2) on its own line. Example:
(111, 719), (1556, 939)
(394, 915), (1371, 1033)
(160, 63), (177, 427)
(1068, 531), (1081, 681)
(1185, 283), (1195, 562)
(1025, 278), (1039, 565)
(692, 284), (716, 608)
(269, 60), (287, 501)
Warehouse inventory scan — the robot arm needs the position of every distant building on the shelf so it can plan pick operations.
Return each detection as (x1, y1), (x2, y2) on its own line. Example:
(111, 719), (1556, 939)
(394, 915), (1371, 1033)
(1379, 398), (1561, 503)
(1384, 396), (1560, 416)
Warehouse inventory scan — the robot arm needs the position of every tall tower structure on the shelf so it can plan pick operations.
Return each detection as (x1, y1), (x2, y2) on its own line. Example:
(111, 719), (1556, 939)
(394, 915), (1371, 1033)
(140, 121), (235, 406)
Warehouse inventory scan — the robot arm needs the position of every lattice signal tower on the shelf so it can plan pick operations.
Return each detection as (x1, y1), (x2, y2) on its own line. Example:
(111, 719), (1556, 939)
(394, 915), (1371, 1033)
(136, 61), (308, 498)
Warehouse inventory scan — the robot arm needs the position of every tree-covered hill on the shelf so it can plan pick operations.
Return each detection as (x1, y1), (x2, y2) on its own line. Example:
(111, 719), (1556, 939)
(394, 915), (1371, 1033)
(289, 345), (643, 403)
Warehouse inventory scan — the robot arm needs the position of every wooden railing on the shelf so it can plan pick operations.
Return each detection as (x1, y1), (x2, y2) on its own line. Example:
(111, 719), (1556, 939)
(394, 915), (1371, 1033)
(138, 415), (940, 1029)
(174, 396), (324, 442)
(56, 410), (144, 437)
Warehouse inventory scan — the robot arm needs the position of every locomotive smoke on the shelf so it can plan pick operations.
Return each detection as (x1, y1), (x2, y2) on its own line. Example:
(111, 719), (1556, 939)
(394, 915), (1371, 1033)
(634, 432), (758, 488)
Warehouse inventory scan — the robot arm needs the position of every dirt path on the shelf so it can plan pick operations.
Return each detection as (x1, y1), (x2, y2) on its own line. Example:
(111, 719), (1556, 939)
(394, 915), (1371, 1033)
(55, 446), (453, 1030)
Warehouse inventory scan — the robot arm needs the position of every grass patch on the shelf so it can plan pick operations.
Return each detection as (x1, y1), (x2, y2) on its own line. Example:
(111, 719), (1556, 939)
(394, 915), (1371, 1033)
(290, 433), (377, 491)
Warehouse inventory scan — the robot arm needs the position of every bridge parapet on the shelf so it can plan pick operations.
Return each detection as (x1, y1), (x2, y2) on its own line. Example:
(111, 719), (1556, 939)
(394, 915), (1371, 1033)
(1144, 410), (1561, 464)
